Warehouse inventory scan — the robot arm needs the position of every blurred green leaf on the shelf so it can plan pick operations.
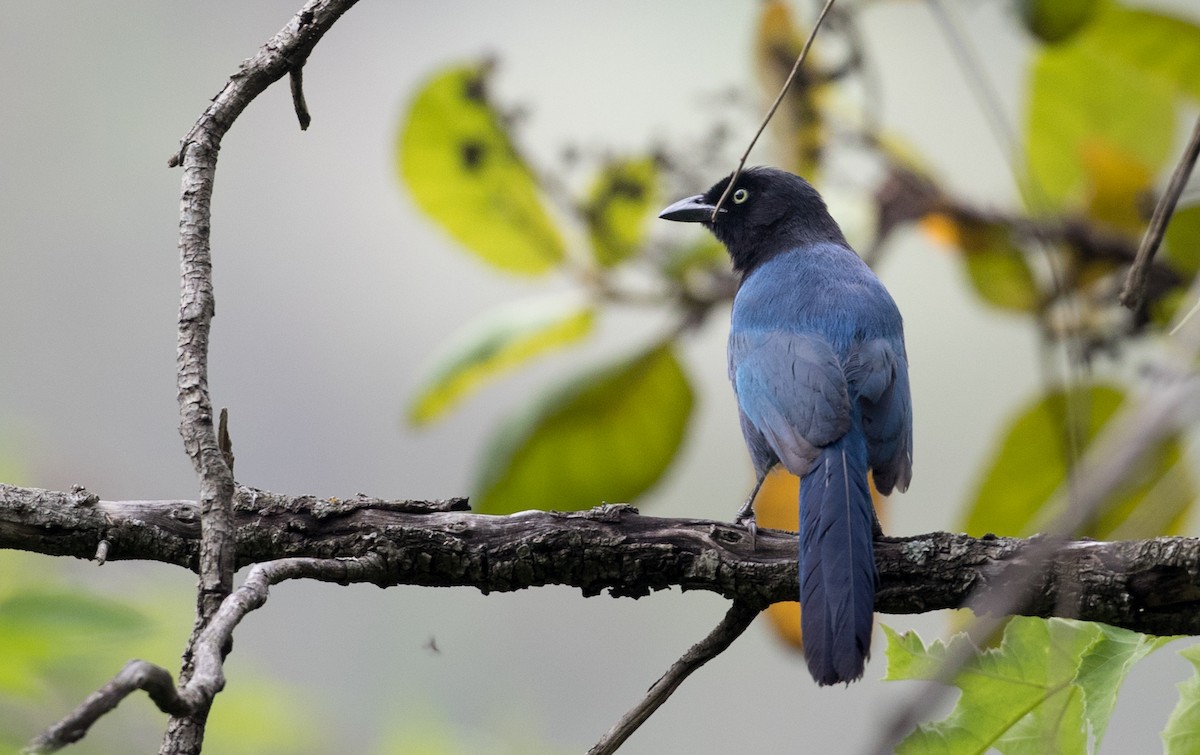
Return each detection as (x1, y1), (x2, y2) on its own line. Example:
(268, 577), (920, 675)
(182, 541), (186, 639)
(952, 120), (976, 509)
(919, 214), (1039, 311)
(1081, 2), (1200, 101)
(962, 235), (1039, 312)
(473, 343), (693, 514)
(1019, 0), (1100, 44)
(1164, 643), (1200, 754)
(0, 588), (151, 696)
(884, 618), (1163, 754)
(1025, 36), (1174, 207)
(1164, 204), (1200, 277)
(399, 63), (565, 274)
(584, 157), (658, 267)
(407, 295), (595, 426)
(963, 385), (1194, 539)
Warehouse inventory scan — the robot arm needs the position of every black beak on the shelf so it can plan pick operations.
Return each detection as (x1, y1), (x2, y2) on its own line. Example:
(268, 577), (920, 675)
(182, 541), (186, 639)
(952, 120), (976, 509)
(658, 194), (723, 223)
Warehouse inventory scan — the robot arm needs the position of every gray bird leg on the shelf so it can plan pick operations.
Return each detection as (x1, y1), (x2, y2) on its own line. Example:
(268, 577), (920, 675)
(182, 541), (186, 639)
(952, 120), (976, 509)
(734, 473), (766, 546)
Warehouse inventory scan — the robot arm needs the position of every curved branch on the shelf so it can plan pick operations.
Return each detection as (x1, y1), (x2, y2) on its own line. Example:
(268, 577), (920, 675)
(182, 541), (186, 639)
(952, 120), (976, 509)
(171, 0), (360, 619)
(166, 2), (359, 750)
(25, 556), (378, 754)
(4, 483), (1200, 636)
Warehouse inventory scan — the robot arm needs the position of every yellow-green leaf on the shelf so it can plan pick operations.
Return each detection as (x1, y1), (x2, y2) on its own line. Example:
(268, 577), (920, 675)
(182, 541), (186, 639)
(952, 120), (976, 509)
(584, 157), (658, 267)
(962, 236), (1040, 312)
(407, 296), (595, 426)
(1164, 643), (1200, 754)
(473, 343), (693, 514)
(1025, 34), (1175, 207)
(1081, 2), (1200, 101)
(885, 618), (1163, 755)
(920, 213), (1039, 312)
(398, 63), (565, 274)
(962, 385), (1195, 539)
(1076, 624), (1175, 748)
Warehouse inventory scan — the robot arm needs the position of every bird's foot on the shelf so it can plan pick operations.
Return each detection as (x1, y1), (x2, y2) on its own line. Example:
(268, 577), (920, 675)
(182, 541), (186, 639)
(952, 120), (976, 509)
(734, 501), (758, 547)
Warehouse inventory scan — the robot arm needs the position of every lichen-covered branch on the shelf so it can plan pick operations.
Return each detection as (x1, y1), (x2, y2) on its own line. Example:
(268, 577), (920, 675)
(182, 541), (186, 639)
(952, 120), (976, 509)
(4, 482), (1200, 636)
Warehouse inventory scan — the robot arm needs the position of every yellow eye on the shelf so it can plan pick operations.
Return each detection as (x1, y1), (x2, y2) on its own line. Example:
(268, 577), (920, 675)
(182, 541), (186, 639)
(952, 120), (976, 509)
(732, 188), (749, 204)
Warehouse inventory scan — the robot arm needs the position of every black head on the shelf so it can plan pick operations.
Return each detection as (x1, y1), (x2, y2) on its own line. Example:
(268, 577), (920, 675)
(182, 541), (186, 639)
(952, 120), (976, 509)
(658, 167), (847, 275)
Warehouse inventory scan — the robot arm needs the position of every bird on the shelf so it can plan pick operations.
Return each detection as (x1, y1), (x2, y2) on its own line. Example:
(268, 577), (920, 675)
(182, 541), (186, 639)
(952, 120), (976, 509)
(659, 166), (912, 685)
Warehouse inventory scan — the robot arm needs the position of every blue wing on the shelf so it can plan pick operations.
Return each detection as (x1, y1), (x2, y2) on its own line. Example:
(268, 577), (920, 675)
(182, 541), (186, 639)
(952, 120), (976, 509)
(845, 337), (912, 494)
(728, 329), (851, 478)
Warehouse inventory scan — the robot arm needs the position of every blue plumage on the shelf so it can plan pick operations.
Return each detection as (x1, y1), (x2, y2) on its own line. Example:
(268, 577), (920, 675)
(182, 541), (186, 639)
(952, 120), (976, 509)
(660, 167), (912, 685)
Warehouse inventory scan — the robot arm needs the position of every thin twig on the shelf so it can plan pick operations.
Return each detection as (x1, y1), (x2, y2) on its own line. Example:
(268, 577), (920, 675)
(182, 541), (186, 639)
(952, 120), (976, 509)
(217, 408), (234, 474)
(1120, 112), (1200, 309)
(25, 556), (380, 754)
(710, 0), (838, 220)
(289, 64), (312, 130)
(588, 601), (761, 755)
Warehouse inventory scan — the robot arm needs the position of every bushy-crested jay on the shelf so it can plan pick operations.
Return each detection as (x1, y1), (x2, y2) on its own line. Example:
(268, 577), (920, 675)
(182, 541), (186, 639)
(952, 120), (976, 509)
(659, 167), (912, 685)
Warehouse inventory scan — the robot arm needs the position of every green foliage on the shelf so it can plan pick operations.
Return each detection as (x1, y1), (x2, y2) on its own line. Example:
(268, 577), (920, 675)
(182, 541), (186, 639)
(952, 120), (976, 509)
(398, 63), (706, 515)
(398, 63), (565, 274)
(473, 343), (693, 514)
(407, 295), (595, 425)
(919, 214), (1039, 312)
(1164, 644), (1200, 754)
(962, 384), (1194, 539)
(1082, 2), (1200, 101)
(584, 157), (659, 267)
(0, 588), (151, 696)
(1023, 0), (1200, 212)
(884, 618), (1169, 754)
(1025, 31), (1175, 208)
(961, 234), (1040, 312)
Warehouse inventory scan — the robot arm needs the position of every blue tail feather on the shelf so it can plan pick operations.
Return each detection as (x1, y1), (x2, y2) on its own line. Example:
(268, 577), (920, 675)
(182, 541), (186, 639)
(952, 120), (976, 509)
(798, 429), (876, 685)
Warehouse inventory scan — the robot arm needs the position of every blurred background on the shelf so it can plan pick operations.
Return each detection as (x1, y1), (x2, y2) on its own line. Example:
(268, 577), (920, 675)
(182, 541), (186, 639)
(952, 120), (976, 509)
(2, 1), (1199, 752)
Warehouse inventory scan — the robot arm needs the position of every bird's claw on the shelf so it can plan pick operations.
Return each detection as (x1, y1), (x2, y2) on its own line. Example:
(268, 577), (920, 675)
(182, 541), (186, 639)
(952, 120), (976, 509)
(735, 508), (758, 547)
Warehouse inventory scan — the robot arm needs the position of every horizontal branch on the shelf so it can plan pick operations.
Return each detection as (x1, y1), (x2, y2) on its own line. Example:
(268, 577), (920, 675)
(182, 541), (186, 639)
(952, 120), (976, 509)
(3, 483), (1200, 635)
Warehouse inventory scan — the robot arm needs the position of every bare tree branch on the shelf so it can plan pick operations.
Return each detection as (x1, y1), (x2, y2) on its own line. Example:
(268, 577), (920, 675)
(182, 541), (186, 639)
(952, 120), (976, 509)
(5, 484), (1200, 636)
(588, 601), (761, 755)
(165, 0), (360, 750)
(1120, 113), (1200, 309)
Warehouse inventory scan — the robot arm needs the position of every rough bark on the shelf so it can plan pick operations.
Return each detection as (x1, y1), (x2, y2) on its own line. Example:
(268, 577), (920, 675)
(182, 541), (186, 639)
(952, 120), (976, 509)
(5, 483), (1200, 636)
